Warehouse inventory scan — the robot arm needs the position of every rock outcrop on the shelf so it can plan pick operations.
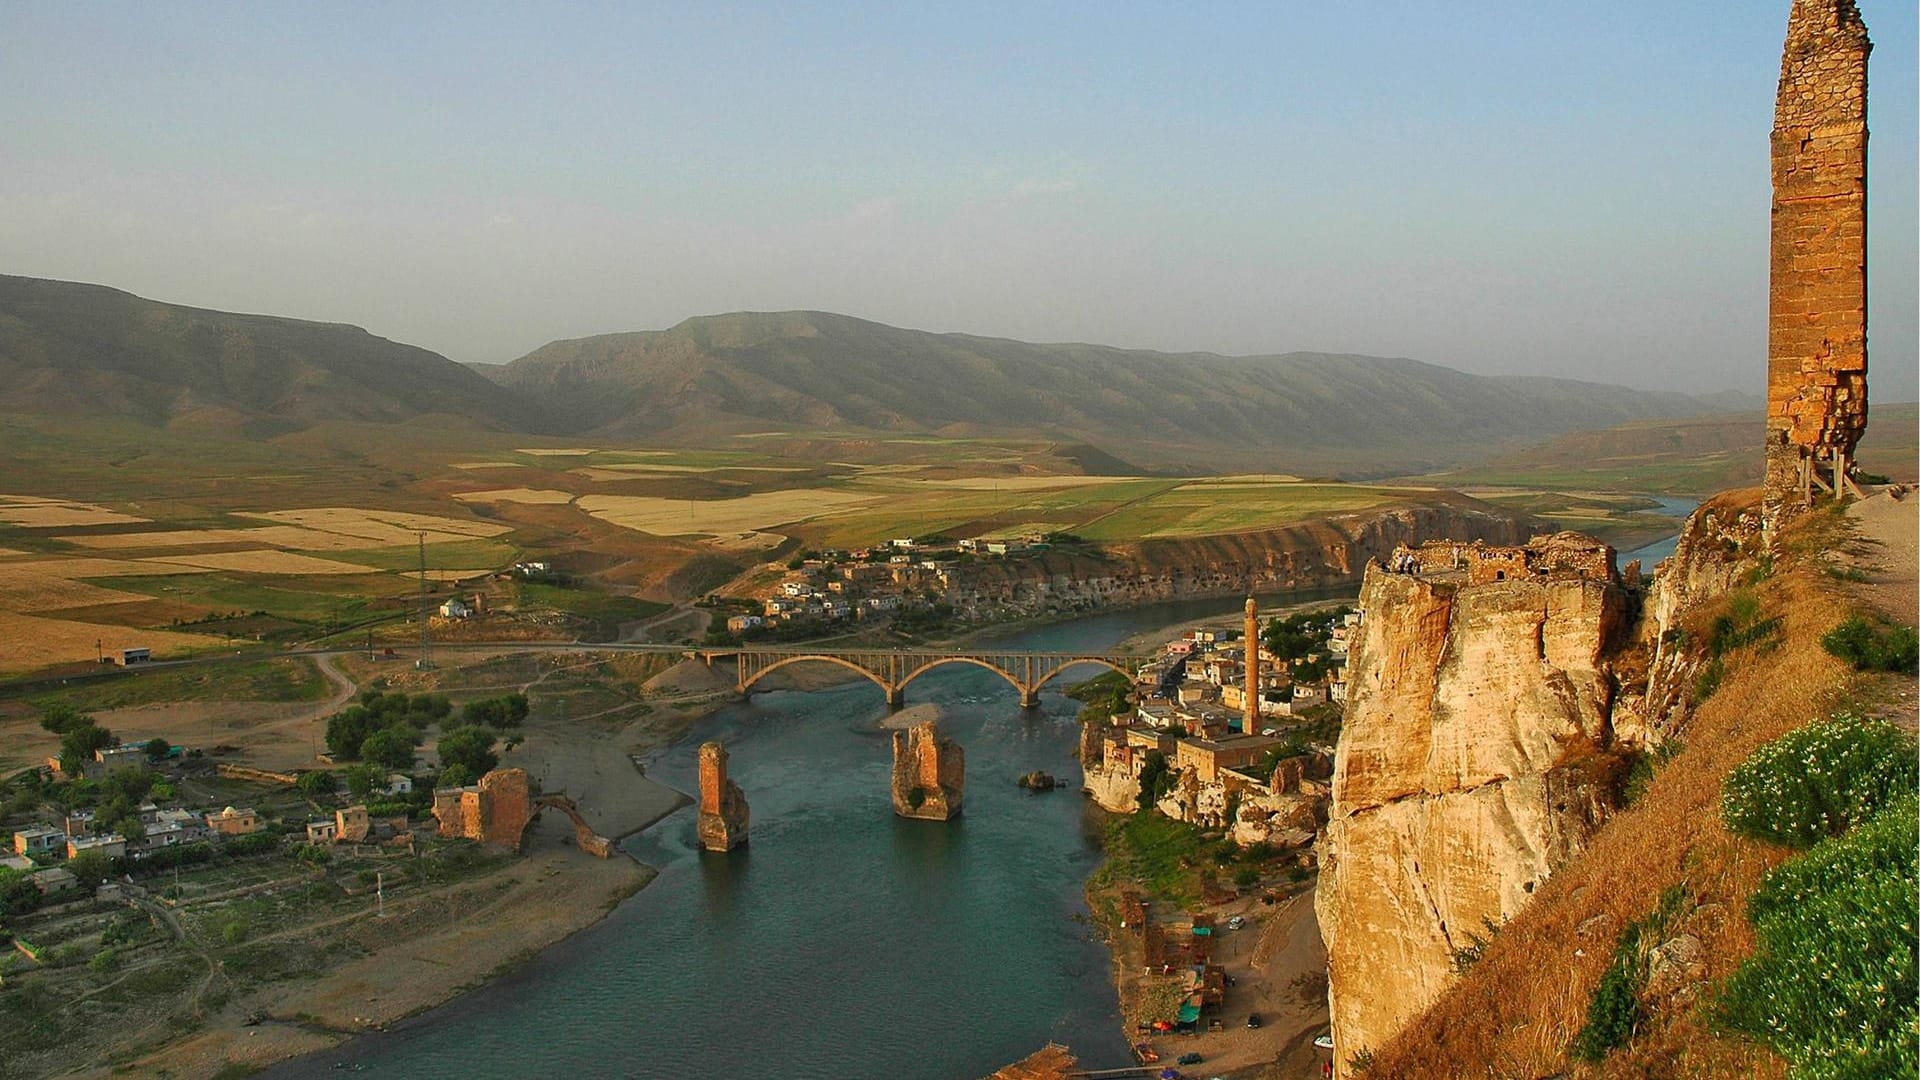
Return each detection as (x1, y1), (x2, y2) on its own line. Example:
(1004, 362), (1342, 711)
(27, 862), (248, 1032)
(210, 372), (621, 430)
(892, 721), (964, 821)
(1231, 755), (1328, 849)
(927, 497), (1528, 623)
(696, 741), (749, 851)
(1317, 538), (1632, 1066)
(433, 767), (536, 851)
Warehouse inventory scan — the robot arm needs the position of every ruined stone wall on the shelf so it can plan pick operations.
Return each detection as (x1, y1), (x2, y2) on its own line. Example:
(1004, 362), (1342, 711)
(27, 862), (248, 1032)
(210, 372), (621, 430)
(892, 721), (964, 820)
(1764, 0), (1870, 510)
(696, 741), (749, 851)
(431, 768), (535, 852)
(1316, 559), (1630, 1067)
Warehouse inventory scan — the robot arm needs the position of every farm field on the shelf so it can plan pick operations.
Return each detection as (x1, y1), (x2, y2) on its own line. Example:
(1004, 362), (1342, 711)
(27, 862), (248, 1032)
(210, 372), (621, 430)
(0, 410), (1696, 680)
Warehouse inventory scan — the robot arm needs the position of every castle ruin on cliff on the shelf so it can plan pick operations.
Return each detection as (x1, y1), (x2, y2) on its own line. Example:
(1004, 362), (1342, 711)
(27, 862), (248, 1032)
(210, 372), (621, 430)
(1763, 0), (1871, 519)
(1318, 542), (1631, 1065)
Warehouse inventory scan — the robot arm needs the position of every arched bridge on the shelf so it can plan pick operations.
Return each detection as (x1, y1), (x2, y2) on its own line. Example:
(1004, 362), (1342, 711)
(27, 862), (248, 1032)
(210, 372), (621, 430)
(706, 647), (1151, 708)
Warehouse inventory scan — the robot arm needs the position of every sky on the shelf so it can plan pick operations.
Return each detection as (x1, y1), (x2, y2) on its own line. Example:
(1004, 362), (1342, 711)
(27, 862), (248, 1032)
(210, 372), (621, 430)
(2, 2), (1914, 399)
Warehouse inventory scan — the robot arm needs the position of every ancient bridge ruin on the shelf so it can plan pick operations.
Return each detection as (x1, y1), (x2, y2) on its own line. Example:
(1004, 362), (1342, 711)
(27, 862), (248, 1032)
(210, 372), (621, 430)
(706, 647), (1151, 708)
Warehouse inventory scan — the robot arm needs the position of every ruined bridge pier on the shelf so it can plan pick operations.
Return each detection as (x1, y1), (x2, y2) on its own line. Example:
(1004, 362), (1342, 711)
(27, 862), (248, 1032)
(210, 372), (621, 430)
(710, 648), (1148, 710)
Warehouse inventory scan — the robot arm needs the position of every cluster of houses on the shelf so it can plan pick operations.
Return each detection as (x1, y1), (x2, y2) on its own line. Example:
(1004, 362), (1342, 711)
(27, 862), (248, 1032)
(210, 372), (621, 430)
(1082, 611), (1355, 841)
(6, 803), (266, 895)
(733, 534), (1053, 632)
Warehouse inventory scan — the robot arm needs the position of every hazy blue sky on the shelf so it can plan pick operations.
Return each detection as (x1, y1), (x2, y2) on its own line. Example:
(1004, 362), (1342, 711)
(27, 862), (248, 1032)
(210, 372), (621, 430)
(3, 2), (1914, 398)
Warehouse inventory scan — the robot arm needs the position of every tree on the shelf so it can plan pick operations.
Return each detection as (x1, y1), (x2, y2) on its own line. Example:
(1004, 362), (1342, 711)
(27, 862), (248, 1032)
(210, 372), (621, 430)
(1136, 751), (1173, 812)
(435, 726), (499, 779)
(0, 867), (41, 916)
(67, 850), (113, 889)
(295, 770), (337, 796)
(59, 723), (116, 777)
(344, 763), (386, 800)
(461, 694), (530, 729)
(325, 705), (378, 759)
(39, 702), (92, 735)
(437, 764), (475, 788)
(142, 737), (171, 762)
(361, 727), (419, 772)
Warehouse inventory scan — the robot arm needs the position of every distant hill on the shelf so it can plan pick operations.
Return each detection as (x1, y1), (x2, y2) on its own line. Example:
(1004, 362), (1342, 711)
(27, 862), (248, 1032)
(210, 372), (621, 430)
(0, 275), (539, 435)
(495, 311), (1759, 474)
(1430, 403), (1918, 493)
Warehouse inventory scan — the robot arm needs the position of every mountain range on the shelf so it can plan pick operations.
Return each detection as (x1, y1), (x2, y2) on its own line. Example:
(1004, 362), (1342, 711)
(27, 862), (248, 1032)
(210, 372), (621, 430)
(0, 274), (1760, 473)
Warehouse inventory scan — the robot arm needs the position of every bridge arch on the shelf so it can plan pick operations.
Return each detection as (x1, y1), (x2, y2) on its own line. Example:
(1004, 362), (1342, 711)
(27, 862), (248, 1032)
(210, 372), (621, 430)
(895, 656), (1028, 698)
(531, 794), (613, 858)
(1029, 656), (1135, 694)
(739, 654), (895, 698)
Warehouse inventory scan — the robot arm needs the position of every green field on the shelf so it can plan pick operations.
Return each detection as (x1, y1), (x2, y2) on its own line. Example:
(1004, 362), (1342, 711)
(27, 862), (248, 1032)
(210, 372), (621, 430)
(330, 538), (520, 572)
(99, 573), (395, 627)
(12, 657), (330, 711)
(514, 582), (669, 638)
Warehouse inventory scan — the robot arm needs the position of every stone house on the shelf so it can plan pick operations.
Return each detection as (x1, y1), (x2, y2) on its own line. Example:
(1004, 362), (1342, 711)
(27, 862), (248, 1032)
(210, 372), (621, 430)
(305, 818), (339, 844)
(1173, 734), (1282, 785)
(66, 834), (127, 859)
(335, 805), (372, 843)
(205, 807), (263, 836)
(12, 826), (62, 856)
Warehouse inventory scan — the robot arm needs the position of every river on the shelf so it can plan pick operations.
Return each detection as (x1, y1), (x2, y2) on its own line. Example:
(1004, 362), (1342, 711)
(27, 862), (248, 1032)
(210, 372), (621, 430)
(1619, 496), (1702, 569)
(262, 593), (1332, 1080)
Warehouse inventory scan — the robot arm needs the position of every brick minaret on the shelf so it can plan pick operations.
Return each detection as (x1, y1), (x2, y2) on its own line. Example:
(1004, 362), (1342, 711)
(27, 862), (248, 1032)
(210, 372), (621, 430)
(1244, 596), (1260, 732)
(1764, 0), (1871, 519)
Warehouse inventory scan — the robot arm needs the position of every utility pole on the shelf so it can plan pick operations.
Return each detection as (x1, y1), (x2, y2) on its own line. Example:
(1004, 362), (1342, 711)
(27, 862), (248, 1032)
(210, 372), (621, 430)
(416, 532), (433, 669)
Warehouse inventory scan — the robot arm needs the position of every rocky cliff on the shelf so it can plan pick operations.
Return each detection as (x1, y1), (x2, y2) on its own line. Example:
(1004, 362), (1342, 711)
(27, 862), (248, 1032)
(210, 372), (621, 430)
(893, 721), (965, 821)
(1317, 542), (1634, 1066)
(937, 495), (1528, 622)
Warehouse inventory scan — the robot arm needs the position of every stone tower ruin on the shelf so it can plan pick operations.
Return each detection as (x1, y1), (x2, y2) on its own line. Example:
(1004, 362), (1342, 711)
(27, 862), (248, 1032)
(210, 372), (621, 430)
(1763, 0), (1871, 519)
(696, 741), (749, 851)
(891, 720), (965, 821)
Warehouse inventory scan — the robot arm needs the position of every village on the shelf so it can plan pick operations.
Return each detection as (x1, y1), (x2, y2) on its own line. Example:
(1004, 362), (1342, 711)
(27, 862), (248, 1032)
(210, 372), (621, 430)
(715, 533), (1069, 640)
(0, 682), (624, 1078)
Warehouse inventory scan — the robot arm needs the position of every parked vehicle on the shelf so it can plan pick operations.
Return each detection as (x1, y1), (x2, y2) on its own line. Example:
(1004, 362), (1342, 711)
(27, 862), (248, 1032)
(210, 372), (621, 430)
(1177, 1052), (1204, 1065)
(1246, 1013), (1262, 1029)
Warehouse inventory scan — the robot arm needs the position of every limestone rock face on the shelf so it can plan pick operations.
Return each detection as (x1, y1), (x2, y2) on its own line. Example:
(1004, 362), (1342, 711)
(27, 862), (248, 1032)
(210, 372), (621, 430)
(696, 742), (749, 851)
(893, 721), (964, 820)
(1231, 789), (1318, 849)
(1317, 559), (1629, 1065)
(1081, 762), (1140, 813)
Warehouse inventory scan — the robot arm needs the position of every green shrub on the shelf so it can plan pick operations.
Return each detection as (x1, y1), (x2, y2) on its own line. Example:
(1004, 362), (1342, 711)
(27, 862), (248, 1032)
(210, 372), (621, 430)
(1708, 590), (1781, 657)
(1719, 794), (1917, 1079)
(1571, 886), (1690, 1063)
(1821, 617), (1920, 675)
(1693, 657), (1725, 702)
(1721, 713), (1916, 849)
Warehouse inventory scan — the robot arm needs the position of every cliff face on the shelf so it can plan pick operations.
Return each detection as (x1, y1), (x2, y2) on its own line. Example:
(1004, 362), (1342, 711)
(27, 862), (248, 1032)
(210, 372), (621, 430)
(893, 721), (965, 820)
(1317, 556), (1632, 1065)
(938, 496), (1528, 621)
